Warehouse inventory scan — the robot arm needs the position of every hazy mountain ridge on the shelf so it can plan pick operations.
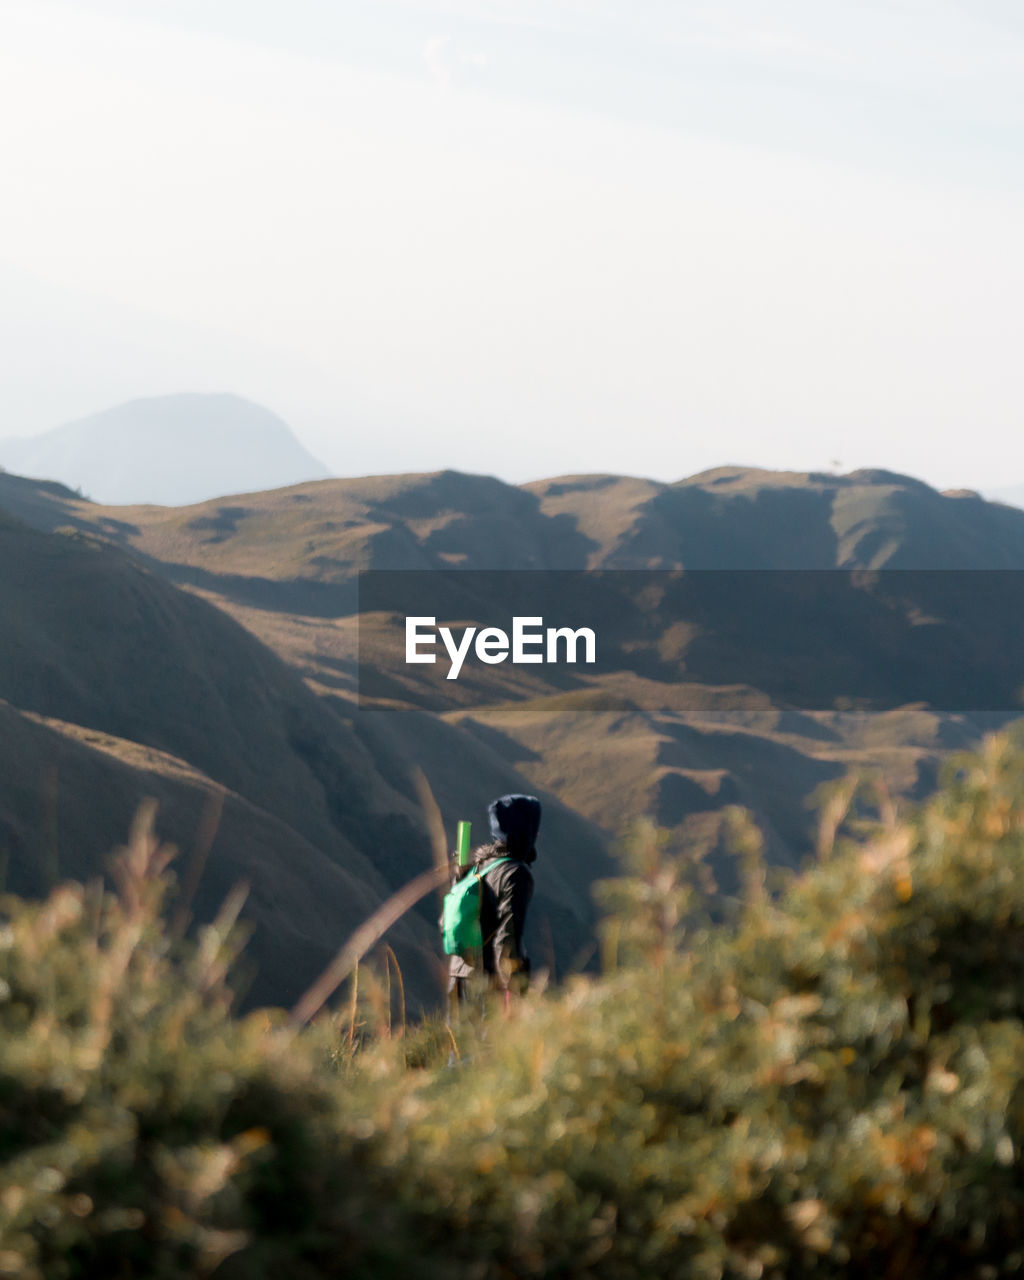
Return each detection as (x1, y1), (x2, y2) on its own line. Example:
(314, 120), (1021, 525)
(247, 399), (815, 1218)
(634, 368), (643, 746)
(69, 464), (1024, 574)
(6, 461), (1019, 711)
(0, 393), (331, 506)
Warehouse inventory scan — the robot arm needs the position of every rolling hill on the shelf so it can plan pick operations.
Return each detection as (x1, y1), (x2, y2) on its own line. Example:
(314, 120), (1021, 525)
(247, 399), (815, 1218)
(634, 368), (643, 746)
(0, 505), (612, 1007)
(0, 462), (1020, 1008)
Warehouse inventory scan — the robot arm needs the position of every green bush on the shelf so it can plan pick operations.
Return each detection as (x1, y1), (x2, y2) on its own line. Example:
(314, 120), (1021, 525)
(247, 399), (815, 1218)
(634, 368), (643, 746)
(0, 808), (409, 1279)
(5, 734), (1024, 1277)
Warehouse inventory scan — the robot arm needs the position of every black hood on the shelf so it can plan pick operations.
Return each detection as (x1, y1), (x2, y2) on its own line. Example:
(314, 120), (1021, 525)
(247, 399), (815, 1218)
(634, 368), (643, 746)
(488, 793), (541, 863)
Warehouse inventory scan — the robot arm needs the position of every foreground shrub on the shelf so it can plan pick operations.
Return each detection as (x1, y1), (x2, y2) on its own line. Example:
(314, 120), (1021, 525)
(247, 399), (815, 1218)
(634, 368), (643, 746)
(4, 733), (1024, 1277)
(0, 808), (420, 1279)
(363, 731), (1024, 1278)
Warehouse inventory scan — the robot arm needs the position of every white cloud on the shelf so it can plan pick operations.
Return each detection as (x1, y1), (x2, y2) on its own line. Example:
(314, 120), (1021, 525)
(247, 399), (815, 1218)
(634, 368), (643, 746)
(389, 0), (600, 34)
(423, 34), (453, 85)
(423, 33), (491, 86)
(670, 0), (1024, 88)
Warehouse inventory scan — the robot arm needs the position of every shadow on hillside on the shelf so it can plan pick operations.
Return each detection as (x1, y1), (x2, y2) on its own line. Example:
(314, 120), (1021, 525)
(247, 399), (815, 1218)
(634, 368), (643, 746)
(612, 485), (842, 569)
(304, 654), (358, 693)
(0, 473), (141, 537)
(154, 562), (359, 616)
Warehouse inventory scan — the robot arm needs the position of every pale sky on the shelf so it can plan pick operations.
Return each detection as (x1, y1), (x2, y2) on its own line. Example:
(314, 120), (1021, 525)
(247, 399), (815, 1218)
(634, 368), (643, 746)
(2, 0), (1023, 491)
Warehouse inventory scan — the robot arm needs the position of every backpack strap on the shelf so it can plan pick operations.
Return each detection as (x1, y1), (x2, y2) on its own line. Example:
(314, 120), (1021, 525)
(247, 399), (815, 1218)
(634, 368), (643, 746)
(475, 856), (515, 880)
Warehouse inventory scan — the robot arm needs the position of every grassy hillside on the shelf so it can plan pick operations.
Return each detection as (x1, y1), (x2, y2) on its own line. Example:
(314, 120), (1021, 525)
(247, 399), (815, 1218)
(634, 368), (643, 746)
(0, 463), (1021, 1007)
(10, 463), (1024, 584)
(5, 463), (1023, 699)
(0, 505), (612, 1003)
(0, 511), (414, 869)
(0, 700), (392, 1009)
(446, 697), (996, 894)
(529, 466), (1024, 569)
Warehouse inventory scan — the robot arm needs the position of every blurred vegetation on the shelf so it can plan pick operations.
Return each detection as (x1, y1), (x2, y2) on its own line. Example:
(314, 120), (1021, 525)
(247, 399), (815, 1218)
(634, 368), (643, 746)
(5, 733), (1024, 1277)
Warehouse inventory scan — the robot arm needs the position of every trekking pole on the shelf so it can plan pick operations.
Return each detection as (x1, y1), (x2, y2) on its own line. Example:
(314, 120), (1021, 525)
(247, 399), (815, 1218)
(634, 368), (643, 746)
(456, 820), (472, 869)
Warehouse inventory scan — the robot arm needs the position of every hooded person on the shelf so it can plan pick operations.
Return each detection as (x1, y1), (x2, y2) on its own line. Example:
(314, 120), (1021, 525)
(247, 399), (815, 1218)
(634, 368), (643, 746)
(448, 793), (540, 1006)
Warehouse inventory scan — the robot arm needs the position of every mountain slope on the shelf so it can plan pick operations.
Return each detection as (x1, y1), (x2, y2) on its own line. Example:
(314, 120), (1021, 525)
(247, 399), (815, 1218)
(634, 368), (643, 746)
(0, 505), (613, 1003)
(0, 509), (450, 1005)
(8, 463), (1024, 582)
(0, 699), (394, 1009)
(0, 393), (330, 505)
(0, 462), (1022, 1009)
(29, 464), (1021, 717)
(528, 467), (1024, 569)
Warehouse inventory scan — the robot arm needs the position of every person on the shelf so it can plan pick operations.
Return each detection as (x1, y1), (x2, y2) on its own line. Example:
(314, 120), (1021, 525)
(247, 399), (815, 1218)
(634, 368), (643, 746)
(447, 793), (540, 1011)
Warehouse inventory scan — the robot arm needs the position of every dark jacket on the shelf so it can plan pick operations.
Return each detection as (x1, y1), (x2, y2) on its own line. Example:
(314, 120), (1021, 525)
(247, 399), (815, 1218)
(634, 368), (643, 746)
(476, 842), (534, 988)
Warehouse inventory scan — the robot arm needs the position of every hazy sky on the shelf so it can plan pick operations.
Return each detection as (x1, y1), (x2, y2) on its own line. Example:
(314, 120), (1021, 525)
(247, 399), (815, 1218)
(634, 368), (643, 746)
(2, 0), (1023, 490)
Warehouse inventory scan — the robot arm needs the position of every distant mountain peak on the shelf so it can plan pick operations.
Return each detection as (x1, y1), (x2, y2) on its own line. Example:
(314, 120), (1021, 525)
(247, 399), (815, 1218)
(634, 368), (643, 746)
(0, 393), (331, 506)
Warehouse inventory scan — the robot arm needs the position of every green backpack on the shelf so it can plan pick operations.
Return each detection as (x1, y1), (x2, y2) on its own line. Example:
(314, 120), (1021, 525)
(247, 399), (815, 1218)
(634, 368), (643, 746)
(441, 859), (513, 956)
